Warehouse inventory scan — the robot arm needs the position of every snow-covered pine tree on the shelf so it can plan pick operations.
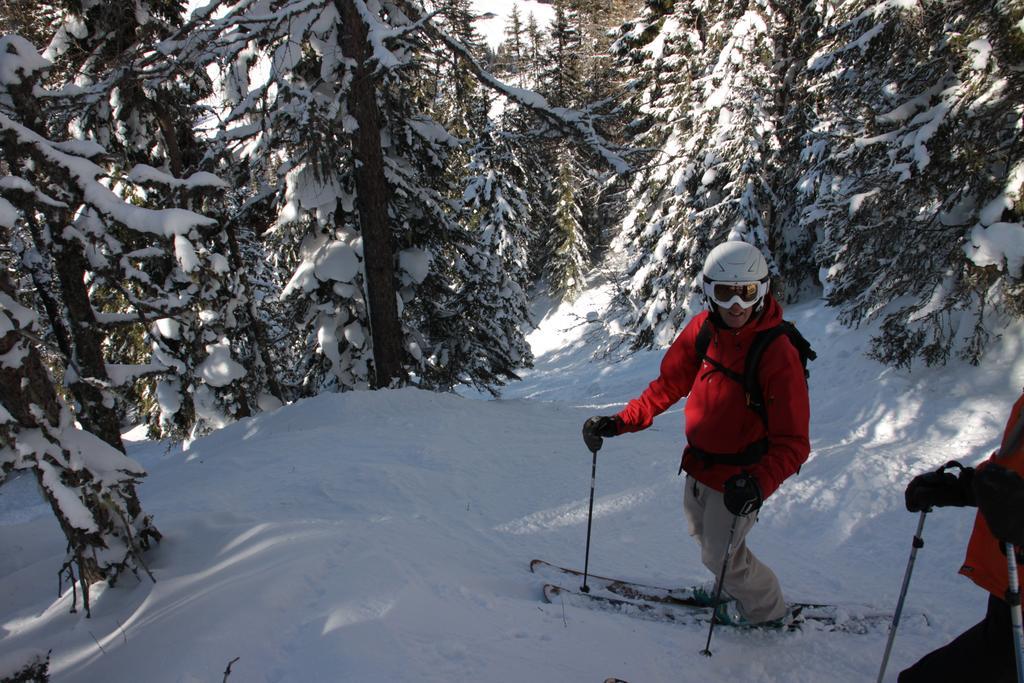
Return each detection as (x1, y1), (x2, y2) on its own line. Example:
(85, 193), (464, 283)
(525, 11), (545, 77)
(761, 0), (828, 301)
(171, 0), (402, 392)
(8, 0), (271, 441)
(386, 2), (535, 391)
(545, 153), (590, 299)
(573, 0), (636, 272)
(0, 263), (160, 617)
(462, 120), (534, 331)
(0, 20), (131, 451)
(533, 1), (595, 300)
(430, 0), (491, 139)
(495, 3), (528, 86)
(803, 0), (1024, 367)
(0, 112), (162, 610)
(542, 1), (587, 110)
(609, 0), (787, 349)
(407, 112), (534, 393)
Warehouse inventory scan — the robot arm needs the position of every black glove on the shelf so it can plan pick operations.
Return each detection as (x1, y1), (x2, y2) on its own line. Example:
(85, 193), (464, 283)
(973, 464), (1024, 546)
(723, 472), (763, 516)
(582, 416), (620, 452)
(904, 462), (975, 512)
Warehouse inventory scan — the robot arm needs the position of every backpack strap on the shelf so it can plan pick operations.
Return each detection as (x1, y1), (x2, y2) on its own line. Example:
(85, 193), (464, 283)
(743, 320), (817, 426)
(742, 326), (788, 426)
(694, 317), (714, 361)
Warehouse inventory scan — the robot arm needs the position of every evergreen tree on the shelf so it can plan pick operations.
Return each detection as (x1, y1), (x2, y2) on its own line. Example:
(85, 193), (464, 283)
(5, 0), (274, 441)
(530, 2), (597, 299)
(412, 115), (535, 393)
(609, 0), (787, 349)
(0, 264), (160, 617)
(496, 4), (528, 85)
(0, 37), (161, 612)
(545, 153), (590, 299)
(804, 0), (1024, 366)
(541, 1), (586, 109)
(525, 12), (545, 76)
(762, 0), (828, 301)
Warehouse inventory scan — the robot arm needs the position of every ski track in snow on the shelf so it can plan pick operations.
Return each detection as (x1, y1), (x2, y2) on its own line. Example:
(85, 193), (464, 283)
(1, 275), (1023, 682)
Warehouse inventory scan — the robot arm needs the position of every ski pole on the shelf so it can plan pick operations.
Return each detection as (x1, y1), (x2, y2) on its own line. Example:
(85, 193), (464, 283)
(700, 513), (740, 657)
(1005, 542), (1024, 683)
(581, 446), (599, 593)
(876, 510), (928, 683)
(997, 410), (1024, 683)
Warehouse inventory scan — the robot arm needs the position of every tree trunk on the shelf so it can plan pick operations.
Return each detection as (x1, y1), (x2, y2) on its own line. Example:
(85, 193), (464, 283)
(336, 0), (407, 389)
(50, 222), (126, 452)
(2, 75), (126, 452)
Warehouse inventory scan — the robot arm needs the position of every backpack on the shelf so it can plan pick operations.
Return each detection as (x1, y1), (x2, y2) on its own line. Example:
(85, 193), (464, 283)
(694, 317), (816, 427)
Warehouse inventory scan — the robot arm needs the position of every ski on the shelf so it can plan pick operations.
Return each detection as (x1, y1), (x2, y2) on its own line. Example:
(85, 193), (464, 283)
(534, 560), (927, 634)
(543, 583), (709, 627)
(531, 558), (709, 607)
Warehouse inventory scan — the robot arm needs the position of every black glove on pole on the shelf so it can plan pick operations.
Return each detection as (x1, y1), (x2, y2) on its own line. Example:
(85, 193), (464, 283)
(582, 416), (619, 452)
(880, 460), (964, 682)
(723, 472), (763, 517)
(904, 462), (974, 512)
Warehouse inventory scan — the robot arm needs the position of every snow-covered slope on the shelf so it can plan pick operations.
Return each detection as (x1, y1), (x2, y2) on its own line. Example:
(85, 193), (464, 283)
(473, 0), (556, 51)
(2, 281), (1023, 682)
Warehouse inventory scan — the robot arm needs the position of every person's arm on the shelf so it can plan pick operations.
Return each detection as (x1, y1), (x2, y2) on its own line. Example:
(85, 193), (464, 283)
(973, 463), (1024, 546)
(748, 337), (810, 499)
(615, 319), (701, 432)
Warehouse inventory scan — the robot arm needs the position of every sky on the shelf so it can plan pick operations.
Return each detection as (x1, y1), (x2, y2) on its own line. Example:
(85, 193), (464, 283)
(2, 272), (1023, 682)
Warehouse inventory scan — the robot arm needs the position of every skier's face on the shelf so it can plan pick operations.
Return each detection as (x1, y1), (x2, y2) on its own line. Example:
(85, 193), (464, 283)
(719, 302), (754, 329)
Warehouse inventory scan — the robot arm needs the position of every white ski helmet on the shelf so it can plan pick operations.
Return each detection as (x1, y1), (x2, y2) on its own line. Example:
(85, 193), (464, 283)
(701, 241), (770, 310)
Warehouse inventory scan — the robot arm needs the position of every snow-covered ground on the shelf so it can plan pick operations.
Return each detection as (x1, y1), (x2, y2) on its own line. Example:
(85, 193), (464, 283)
(2, 278), (1023, 682)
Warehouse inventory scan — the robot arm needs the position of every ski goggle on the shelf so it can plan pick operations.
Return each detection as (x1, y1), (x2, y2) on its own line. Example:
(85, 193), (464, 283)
(702, 278), (768, 309)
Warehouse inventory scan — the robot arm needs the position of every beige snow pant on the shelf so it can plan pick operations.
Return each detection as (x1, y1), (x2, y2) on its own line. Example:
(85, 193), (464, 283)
(683, 475), (787, 623)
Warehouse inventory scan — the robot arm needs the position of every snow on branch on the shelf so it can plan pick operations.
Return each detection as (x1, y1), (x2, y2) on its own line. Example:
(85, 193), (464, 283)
(0, 113), (217, 239)
(0, 175), (67, 209)
(127, 165), (229, 190)
(350, 0), (412, 71)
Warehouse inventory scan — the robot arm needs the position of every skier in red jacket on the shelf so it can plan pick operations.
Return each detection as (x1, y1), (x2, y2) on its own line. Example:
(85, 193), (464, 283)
(582, 240), (810, 627)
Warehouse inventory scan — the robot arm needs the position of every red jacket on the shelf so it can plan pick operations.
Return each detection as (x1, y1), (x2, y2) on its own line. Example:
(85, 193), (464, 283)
(615, 295), (810, 498)
(960, 391), (1024, 597)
